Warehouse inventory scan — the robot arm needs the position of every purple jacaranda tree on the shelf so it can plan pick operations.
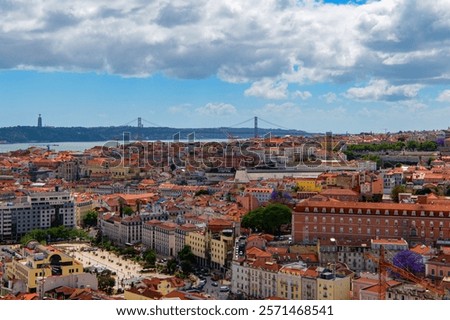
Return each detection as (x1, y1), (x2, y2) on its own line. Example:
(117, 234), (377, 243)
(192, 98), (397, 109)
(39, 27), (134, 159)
(392, 250), (425, 276)
(270, 190), (292, 204)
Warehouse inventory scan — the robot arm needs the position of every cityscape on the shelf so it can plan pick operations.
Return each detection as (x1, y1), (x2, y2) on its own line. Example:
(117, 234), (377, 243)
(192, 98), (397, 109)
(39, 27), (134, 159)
(1, 123), (450, 300)
(1, 0), (450, 306)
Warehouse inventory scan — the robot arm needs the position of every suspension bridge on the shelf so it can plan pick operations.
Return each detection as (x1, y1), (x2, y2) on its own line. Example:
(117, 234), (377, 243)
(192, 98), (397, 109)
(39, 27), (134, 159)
(118, 116), (304, 141)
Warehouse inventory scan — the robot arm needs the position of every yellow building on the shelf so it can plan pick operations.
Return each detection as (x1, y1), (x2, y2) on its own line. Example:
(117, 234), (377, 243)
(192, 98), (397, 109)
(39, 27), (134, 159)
(185, 231), (207, 266)
(110, 165), (134, 180)
(210, 232), (233, 268)
(296, 178), (322, 192)
(321, 173), (338, 187)
(277, 264), (304, 300)
(74, 195), (94, 227)
(6, 241), (83, 293)
(316, 272), (351, 300)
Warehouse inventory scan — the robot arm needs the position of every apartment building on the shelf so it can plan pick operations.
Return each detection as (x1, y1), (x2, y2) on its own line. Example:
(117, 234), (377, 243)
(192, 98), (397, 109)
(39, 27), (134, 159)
(6, 241), (83, 293)
(0, 191), (75, 241)
(277, 263), (305, 300)
(175, 223), (198, 256)
(186, 230), (207, 267)
(292, 198), (450, 245)
(243, 187), (274, 205)
(142, 220), (177, 257)
(316, 271), (352, 300)
(231, 257), (352, 300)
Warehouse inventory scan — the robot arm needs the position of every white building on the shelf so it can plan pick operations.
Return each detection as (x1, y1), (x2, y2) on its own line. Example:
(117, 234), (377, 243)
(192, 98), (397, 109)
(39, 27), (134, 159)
(0, 191), (75, 241)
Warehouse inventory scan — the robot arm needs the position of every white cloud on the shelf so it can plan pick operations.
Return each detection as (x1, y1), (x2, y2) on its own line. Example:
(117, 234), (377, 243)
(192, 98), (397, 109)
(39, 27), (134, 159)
(346, 79), (423, 101)
(322, 92), (337, 104)
(196, 103), (237, 116)
(168, 105), (190, 114)
(437, 90), (450, 102)
(0, 0), (449, 90)
(293, 90), (312, 100)
(244, 79), (288, 99)
(259, 102), (302, 115)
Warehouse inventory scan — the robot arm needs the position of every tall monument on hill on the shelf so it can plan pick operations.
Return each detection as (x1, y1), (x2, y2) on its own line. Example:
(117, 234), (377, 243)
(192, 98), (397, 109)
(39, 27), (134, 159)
(37, 114), (42, 128)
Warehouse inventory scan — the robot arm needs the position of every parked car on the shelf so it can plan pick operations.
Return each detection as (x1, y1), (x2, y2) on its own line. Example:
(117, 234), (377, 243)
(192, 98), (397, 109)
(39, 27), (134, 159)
(211, 282), (218, 287)
(219, 286), (230, 292)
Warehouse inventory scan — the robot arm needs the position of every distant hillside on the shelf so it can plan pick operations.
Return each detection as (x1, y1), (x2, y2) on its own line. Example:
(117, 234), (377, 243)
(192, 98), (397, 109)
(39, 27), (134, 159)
(0, 126), (311, 143)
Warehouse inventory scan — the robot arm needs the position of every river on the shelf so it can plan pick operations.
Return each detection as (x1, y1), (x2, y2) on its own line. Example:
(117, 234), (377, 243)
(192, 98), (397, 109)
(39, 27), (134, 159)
(0, 139), (229, 153)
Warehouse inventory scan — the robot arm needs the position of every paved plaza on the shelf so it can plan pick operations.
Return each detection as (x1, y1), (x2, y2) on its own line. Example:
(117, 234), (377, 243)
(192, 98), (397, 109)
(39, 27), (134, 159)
(54, 243), (170, 290)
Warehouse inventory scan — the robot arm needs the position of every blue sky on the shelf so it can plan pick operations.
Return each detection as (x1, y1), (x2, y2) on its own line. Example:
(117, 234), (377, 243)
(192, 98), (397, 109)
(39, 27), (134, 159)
(0, 0), (450, 134)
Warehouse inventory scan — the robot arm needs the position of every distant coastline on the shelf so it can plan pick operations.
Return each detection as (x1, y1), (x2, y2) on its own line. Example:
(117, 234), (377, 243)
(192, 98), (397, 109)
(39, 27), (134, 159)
(0, 125), (310, 144)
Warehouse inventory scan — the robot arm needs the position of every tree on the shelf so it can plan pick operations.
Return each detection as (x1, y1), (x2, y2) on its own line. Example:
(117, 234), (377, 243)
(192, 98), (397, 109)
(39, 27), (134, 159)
(82, 210), (98, 227)
(418, 141), (438, 151)
(177, 245), (196, 275)
(392, 250), (425, 276)
(118, 198), (125, 216)
(97, 270), (116, 295)
(123, 206), (134, 216)
(135, 199), (142, 213)
(391, 185), (406, 203)
(241, 203), (292, 235)
(143, 249), (156, 268)
(270, 190), (292, 205)
(241, 207), (265, 232)
(415, 187), (432, 195)
(406, 140), (419, 151)
(178, 245), (196, 264)
(122, 246), (139, 257)
(20, 226), (88, 245)
(194, 189), (209, 197)
(166, 258), (178, 274)
(262, 203), (292, 235)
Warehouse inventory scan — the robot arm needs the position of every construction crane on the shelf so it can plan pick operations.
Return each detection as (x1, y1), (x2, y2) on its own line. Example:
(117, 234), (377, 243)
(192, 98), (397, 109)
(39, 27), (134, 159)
(365, 246), (445, 299)
(220, 129), (238, 142)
